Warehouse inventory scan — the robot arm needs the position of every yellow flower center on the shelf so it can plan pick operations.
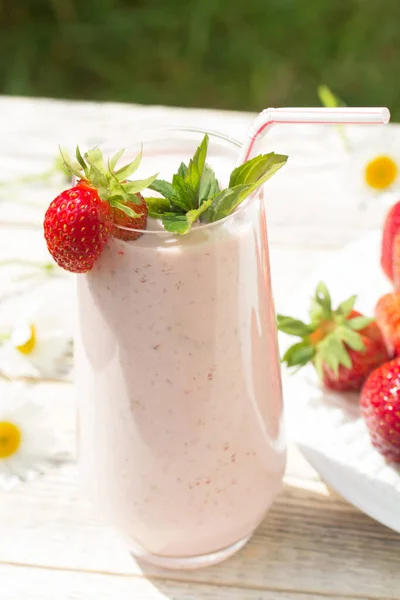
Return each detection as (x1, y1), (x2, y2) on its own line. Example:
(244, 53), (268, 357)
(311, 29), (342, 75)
(365, 155), (398, 190)
(14, 324), (36, 355)
(0, 421), (21, 459)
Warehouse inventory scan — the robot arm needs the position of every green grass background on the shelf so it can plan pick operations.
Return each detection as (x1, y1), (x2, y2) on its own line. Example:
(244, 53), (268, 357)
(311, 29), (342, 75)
(2, 0), (400, 117)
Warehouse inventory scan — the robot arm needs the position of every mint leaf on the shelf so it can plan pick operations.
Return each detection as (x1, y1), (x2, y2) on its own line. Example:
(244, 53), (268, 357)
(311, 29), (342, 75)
(178, 162), (188, 178)
(185, 134), (208, 195)
(145, 196), (171, 217)
(171, 174), (197, 211)
(277, 315), (314, 336)
(202, 183), (255, 223)
(229, 153), (287, 187)
(161, 214), (191, 234)
(149, 179), (178, 202)
(144, 135), (287, 234)
(159, 199), (213, 234)
(205, 153), (287, 223)
(186, 198), (213, 226)
(199, 164), (220, 205)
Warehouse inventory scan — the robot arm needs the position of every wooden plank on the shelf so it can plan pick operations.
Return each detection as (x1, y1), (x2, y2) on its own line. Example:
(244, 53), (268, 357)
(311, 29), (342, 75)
(0, 564), (375, 600)
(1, 449), (399, 599)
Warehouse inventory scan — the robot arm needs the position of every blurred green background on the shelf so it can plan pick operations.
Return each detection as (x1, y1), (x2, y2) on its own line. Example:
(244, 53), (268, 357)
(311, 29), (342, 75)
(2, 0), (399, 117)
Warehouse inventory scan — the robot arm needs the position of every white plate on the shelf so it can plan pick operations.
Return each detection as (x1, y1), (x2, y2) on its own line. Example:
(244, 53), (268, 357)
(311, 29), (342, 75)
(282, 231), (400, 533)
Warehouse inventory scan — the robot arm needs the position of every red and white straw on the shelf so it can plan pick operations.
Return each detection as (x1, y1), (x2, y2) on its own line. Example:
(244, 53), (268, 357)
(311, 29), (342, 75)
(239, 106), (390, 163)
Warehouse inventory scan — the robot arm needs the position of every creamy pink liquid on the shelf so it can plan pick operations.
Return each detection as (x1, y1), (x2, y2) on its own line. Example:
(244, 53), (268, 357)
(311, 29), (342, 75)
(76, 197), (285, 558)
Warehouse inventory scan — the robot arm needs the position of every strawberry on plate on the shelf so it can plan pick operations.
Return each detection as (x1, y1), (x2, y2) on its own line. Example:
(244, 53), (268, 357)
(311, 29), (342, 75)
(381, 200), (400, 286)
(360, 357), (400, 462)
(44, 147), (157, 273)
(277, 282), (389, 392)
(375, 291), (400, 357)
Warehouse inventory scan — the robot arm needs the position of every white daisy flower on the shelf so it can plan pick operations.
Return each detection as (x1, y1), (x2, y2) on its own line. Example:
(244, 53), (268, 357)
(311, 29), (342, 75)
(347, 130), (400, 203)
(0, 383), (54, 491)
(0, 280), (74, 380)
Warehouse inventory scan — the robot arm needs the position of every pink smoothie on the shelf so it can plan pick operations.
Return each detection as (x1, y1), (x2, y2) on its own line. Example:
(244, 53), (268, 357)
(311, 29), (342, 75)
(76, 193), (286, 560)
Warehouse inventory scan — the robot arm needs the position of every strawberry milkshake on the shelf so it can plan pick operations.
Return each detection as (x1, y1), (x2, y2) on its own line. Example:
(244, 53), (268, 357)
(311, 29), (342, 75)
(74, 133), (285, 569)
(44, 130), (286, 568)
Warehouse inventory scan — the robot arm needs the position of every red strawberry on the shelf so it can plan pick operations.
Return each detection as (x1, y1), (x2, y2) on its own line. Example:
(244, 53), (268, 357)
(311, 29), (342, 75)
(112, 192), (148, 242)
(44, 183), (112, 274)
(43, 148), (157, 273)
(375, 291), (400, 356)
(360, 357), (400, 462)
(381, 201), (400, 284)
(277, 282), (389, 392)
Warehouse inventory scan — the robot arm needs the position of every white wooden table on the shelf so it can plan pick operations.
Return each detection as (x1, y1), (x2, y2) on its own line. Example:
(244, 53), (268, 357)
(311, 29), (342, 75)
(0, 96), (399, 599)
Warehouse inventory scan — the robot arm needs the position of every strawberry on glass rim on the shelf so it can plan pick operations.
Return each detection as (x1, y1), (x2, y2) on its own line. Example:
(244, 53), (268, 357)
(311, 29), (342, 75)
(43, 147), (157, 273)
(277, 282), (389, 392)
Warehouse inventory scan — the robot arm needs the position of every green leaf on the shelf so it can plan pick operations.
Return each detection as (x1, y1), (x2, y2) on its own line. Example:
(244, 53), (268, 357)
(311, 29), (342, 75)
(123, 173), (159, 194)
(317, 333), (352, 376)
(317, 84), (344, 108)
(108, 149), (125, 172)
(145, 196), (171, 217)
(336, 326), (365, 352)
(185, 134), (209, 195)
(203, 184), (253, 223)
(317, 85), (349, 149)
(149, 179), (179, 202)
(59, 147), (82, 179)
(75, 146), (89, 177)
(161, 214), (191, 234)
(206, 153), (287, 223)
(114, 148), (142, 181)
(109, 199), (140, 218)
(178, 162), (188, 178)
(313, 282), (332, 318)
(347, 316), (375, 331)
(276, 315), (314, 336)
(229, 152), (287, 188)
(159, 198), (214, 234)
(186, 198), (213, 227)
(282, 342), (315, 368)
(172, 174), (197, 210)
(85, 148), (107, 173)
(336, 294), (357, 318)
(199, 164), (220, 204)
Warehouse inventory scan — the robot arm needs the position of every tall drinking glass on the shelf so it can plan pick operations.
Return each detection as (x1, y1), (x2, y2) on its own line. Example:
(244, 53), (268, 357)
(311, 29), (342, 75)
(75, 128), (286, 569)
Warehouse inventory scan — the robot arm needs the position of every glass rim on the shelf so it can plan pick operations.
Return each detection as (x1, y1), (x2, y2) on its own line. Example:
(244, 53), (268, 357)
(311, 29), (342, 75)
(99, 127), (257, 237)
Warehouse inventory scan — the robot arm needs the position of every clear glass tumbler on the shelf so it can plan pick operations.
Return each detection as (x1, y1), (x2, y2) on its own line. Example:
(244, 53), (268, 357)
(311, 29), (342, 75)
(75, 128), (286, 569)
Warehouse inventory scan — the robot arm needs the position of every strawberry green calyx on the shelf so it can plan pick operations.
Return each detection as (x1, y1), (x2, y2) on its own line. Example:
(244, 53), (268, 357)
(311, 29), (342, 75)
(277, 282), (375, 378)
(60, 146), (158, 219)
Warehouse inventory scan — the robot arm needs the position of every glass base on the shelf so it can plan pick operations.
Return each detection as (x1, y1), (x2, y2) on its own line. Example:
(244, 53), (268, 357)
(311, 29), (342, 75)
(131, 534), (252, 570)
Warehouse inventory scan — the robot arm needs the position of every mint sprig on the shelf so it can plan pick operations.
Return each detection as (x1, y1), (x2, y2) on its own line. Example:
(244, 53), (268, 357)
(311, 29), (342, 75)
(147, 134), (287, 234)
